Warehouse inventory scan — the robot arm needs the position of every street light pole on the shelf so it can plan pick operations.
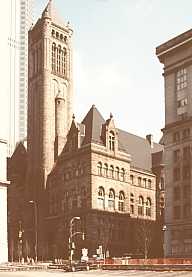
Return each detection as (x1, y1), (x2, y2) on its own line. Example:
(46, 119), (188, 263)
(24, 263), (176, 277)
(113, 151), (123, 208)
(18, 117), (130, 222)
(29, 200), (38, 263)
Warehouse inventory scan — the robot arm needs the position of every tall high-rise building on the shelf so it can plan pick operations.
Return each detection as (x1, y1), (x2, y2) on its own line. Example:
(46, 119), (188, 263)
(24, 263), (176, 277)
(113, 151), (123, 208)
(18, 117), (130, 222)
(157, 29), (192, 257)
(18, 0), (34, 143)
(0, 0), (33, 156)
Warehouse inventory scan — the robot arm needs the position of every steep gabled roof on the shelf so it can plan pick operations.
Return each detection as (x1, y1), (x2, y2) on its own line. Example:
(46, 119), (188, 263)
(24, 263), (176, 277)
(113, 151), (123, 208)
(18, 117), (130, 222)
(118, 129), (152, 171)
(81, 105), (105, 145)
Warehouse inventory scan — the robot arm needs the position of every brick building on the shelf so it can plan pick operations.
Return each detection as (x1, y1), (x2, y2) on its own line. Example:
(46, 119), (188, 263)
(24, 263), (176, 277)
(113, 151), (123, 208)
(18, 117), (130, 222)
(7, 1), (164, 261)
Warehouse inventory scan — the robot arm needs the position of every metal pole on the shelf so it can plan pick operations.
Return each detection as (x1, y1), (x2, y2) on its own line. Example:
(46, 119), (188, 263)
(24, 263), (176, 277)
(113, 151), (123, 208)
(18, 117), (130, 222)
(29, 200), (38, 263)
(34, 202), (38, 263)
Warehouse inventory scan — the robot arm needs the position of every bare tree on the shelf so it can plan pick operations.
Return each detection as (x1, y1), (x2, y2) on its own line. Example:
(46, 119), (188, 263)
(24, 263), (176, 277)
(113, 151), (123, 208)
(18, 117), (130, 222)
(135, 218), (154, 259)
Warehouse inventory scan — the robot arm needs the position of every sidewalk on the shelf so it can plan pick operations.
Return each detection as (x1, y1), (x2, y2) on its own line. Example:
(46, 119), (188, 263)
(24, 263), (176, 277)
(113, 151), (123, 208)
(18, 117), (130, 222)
(0, 262), (49, 272)
(102, 264), (192, 271)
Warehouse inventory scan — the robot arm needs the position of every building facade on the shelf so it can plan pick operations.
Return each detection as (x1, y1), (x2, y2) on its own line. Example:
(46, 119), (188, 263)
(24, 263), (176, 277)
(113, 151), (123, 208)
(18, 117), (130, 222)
(157, 29), (192, 257)
(7, 1), (164, 261)
(0, 140), (8, 263)
(18, 0), (34, 142)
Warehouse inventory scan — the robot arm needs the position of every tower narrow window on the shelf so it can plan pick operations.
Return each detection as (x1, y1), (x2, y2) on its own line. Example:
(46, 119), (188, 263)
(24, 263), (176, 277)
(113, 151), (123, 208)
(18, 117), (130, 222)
(61, 49), (65, 75)
(58, 45), (61, 74)
(64, 48), (67, 76)
(109, 131), (115, 151)
(52, 43), (56, 72)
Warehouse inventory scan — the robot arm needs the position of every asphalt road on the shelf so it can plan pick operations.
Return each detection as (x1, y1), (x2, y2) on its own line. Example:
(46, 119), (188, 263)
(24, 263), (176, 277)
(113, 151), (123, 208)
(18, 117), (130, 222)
(0, 270), (192, 277)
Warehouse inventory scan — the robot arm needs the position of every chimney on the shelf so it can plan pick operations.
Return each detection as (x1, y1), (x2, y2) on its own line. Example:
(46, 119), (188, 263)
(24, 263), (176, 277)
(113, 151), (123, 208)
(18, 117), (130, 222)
(146, 134), (154, 148)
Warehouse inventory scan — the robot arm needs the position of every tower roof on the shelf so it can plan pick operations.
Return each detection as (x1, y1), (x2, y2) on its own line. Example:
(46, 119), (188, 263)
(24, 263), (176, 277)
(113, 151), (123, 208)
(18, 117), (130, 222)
(42, 0), (66, 27)
(81, 105), (105, 144)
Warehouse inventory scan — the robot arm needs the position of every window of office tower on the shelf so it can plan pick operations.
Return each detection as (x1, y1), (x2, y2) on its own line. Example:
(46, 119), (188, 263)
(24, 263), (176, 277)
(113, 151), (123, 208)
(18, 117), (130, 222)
(176, 68), (187, 91)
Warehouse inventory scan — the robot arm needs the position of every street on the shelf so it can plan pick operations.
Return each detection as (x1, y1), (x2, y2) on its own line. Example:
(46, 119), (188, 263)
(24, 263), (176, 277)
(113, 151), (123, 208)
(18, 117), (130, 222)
(0, 270), (192, 277)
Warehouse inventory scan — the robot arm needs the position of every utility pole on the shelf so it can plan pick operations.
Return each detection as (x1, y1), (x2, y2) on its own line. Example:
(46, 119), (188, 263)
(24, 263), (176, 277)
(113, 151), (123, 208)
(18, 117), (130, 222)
(29, 200), (38, 263)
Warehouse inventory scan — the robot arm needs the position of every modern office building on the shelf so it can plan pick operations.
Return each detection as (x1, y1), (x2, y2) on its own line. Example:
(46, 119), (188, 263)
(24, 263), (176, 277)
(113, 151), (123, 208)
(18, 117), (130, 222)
(157, 29), (192, 257)
(0, 0), (33, 156)
(0, 139), (8, 263)
(18, 0), (34, 142)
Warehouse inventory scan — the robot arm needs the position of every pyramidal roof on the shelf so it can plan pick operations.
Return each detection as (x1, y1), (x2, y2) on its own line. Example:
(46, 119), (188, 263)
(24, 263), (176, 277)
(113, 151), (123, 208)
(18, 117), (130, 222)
(42, 0), (66, 27)
(81, 105), (105, 144)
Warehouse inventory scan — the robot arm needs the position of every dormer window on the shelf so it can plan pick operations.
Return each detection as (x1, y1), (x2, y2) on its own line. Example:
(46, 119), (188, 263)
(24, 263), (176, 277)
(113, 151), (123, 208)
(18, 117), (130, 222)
(109, 131), (115, 151)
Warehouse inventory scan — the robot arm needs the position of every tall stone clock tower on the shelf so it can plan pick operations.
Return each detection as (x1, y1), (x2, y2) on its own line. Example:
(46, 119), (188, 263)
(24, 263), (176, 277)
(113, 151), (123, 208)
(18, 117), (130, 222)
(26, 0), (73, 257)
(28, 0), (73, 188)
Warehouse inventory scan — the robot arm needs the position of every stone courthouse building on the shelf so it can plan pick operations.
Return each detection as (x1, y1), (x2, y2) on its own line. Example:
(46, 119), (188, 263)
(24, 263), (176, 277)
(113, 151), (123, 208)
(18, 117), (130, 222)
(7, 1), (164, 260)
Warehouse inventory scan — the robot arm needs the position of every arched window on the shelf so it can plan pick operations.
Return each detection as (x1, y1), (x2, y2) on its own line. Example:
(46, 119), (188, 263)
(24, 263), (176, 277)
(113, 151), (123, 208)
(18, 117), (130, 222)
(52, 43), (56, 72)
(120, 168), (125, 182)
(130, 175), (134, 185)
(97, 162), (102, 176)
(98, 187), (105, 209)
(108, 189), (115, 210)
(57, 45), (61, 73)
(52, 29), (55, 37)
(61, 49), (65, 75)
(109, 165), (114, 178)
(63, 48), (67, 76)
(118, 191), (125, 212)
(103, 163), (108, 177)
(138, 196), (144, 216)
(115, 167), (120, 180)
(109, 131), (115, 151)
(148, 179), (152, 189)
(130, 193), (134, 214)
(146, 197), (152, 217)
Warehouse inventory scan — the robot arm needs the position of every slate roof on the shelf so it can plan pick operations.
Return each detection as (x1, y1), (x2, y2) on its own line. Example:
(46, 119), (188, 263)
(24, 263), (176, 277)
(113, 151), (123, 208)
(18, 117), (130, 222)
(81, 105), (105, 145)
(79, 105), (163, 172)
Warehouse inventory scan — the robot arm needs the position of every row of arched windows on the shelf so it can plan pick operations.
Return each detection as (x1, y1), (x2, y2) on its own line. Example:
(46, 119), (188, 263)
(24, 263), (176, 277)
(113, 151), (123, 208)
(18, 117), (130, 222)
(97, 162), (125, 181)
(97, 187), (152, 217)
(52, 43), (67, 76)
(130, 193), (152, 217)
(130, 174), (152, 189)
(98, 187), (125, 212)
